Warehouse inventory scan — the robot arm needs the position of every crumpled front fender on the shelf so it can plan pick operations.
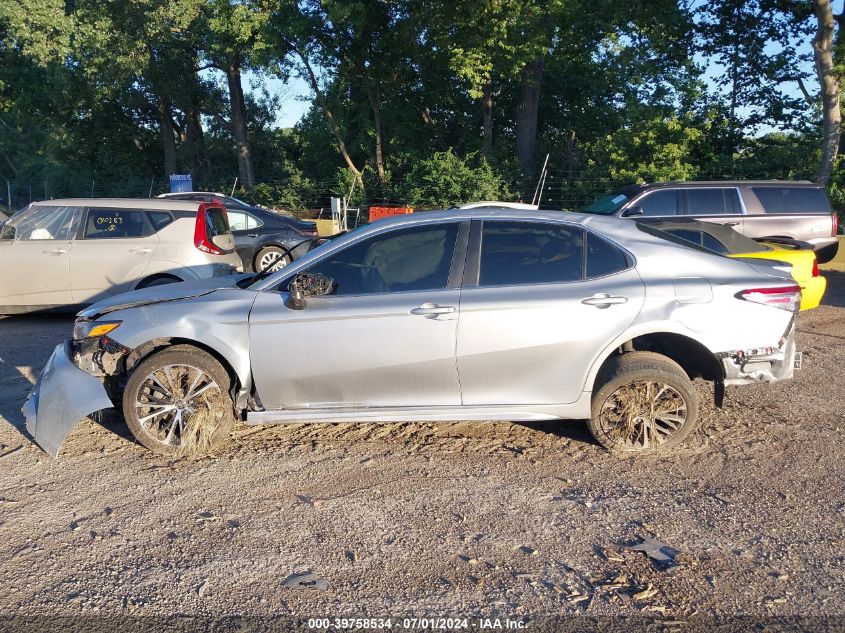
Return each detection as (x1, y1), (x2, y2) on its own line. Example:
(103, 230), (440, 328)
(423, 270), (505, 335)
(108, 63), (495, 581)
(22, 341), (115, 457)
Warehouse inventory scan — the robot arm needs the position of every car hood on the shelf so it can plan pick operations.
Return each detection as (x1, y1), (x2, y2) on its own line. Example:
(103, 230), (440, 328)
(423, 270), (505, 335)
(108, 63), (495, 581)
(77, 275), (250, 319)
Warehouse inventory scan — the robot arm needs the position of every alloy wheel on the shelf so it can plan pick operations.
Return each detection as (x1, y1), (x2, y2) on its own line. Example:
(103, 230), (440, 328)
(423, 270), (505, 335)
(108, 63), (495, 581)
(259, 251), (289, 272)
(597, 380), (688, 450)
(134, 364), (221, 448)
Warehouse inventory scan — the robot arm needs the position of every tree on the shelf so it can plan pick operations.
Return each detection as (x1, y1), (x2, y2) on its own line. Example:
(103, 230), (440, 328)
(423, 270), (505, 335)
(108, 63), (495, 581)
(812, 0), (842, 184)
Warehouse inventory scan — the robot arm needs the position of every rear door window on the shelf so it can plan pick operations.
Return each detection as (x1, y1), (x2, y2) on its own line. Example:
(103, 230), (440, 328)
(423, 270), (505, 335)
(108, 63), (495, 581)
(636, 190), (679, 216)
(226, 210), (262, 231)
(479, 221), (584, 286)
(585, 231), (630, 278)
(83, 208), (151, 239)
(685, 188), (740, 215)
(752, 187), (832, 214)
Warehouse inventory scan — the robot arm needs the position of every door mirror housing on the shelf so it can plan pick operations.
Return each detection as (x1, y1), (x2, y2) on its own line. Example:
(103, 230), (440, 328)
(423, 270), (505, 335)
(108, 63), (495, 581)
(285, 272), (334, 310)
(622, 206), (644, 217)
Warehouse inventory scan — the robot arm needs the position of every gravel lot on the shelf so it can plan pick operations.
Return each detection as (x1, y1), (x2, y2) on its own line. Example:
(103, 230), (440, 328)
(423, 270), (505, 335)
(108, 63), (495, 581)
(1, 272), (844, 631)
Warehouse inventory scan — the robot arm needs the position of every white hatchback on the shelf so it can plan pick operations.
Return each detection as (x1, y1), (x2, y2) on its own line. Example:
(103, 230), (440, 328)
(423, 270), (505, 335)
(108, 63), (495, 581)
(0, 198), (242, 314)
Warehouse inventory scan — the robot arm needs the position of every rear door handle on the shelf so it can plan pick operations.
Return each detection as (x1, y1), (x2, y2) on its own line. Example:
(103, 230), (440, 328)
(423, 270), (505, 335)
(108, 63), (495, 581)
(246, 233), (259, 238)
(129, 247), (152, 255)
(42, 248), (67, 256)
(724, 221), (740, 226)
(410, 303), (456, 318)
(581, 293), (628, 309)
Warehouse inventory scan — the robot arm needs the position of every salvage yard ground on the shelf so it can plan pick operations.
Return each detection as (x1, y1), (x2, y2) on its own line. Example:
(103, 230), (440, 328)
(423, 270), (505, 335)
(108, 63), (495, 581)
(1, 272), (845, 629)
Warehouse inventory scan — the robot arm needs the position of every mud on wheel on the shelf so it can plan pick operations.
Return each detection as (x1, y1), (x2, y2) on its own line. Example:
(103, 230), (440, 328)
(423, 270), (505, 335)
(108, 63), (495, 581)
(588, 351), (700, 453)
(122, 345), (236, 457)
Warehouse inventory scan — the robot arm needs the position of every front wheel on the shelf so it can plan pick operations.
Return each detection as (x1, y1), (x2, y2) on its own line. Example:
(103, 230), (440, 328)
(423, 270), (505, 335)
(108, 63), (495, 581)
(588, 352), (699, 453)
(122, 345), (236, 457)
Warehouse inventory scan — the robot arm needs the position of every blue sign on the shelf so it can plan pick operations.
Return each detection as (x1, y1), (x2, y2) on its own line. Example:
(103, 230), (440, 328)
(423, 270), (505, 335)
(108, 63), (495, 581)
(169, 174), (193, 193)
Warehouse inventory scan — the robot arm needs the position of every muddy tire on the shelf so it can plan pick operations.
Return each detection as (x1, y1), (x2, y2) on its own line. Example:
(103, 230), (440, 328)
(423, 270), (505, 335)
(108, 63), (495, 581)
(254, 246), (291, 272)
(122, 345), (235, 457)
(588, 352), (699, 453)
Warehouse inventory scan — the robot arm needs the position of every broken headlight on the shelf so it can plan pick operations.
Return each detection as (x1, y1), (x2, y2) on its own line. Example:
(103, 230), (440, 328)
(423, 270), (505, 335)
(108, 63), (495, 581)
(72, 319), (122, 341)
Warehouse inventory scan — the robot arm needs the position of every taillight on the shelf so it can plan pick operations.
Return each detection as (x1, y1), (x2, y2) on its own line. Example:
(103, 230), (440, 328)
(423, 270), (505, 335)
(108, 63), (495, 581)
(833, 211), (839, 237)
(812, 257), (819, 277)
(736, 285), (801, 313)
(194, 202), (223, 255)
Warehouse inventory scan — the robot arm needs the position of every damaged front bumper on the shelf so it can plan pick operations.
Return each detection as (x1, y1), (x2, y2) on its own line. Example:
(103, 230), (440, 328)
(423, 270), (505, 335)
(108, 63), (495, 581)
(719, 326), (798, 386)
(22, 340), (115, 457)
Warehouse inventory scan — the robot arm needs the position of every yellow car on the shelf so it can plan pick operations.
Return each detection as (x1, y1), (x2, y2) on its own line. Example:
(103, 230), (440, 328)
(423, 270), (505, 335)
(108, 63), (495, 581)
(637, 218), (826, 310)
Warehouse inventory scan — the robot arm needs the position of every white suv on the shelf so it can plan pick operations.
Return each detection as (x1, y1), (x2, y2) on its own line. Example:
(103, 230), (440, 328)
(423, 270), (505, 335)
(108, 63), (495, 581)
(0, 198), (242, 314)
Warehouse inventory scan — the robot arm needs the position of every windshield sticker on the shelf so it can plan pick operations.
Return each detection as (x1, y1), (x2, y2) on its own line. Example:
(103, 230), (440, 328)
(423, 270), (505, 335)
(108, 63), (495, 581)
(612, 194), (627, 204)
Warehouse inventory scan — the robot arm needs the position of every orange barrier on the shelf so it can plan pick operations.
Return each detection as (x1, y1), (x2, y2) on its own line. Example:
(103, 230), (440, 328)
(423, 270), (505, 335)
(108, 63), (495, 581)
(369, 206), (413, 222)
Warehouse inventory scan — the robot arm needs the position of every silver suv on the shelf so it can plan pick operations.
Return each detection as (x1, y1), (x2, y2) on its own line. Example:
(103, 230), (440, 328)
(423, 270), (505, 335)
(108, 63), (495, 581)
(23, 209), (801, 458)
(584, 181), (840, 263)
(0, 198), (242, 314)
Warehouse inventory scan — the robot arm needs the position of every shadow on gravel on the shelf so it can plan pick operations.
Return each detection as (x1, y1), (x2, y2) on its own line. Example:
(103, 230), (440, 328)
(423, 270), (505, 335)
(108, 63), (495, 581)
(821, 270), (845, 308)
(515, 419), (601, 447)
(0, 313), (74, 433)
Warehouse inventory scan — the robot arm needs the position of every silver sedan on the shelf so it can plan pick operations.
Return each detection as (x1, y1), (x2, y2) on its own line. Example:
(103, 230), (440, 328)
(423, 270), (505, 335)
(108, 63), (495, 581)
(23, 208), (801, 457)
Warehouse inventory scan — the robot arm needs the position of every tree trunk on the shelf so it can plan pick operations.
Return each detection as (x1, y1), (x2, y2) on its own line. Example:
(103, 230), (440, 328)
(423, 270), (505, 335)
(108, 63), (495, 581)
(297, 49), (363, 184)
(481, 78), (493, 158)
(812, 0), (841, 185)
(157, 96), (178, 180)
(364, 81), (386, 187)
(225, 55), (255, 188)
(515, 58), (544, 177)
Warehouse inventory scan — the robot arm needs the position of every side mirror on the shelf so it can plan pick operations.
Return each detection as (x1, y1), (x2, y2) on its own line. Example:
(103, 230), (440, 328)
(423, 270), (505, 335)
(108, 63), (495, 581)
(622, 206), (644, 217)
(284, 272), (334, 310)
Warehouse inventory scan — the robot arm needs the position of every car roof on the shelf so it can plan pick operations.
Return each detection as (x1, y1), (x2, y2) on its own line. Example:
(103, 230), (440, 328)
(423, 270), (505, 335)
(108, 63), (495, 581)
(458, 201), (540, 210)
(30, 198), (207, 211)
(613, 180), (818, 195)
(156, 192), (228, 198)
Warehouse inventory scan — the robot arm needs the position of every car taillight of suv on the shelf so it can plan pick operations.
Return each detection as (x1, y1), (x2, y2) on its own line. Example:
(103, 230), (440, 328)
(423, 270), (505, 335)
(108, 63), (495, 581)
(833, 211), (839, 237)
(194, 203), (233, 255)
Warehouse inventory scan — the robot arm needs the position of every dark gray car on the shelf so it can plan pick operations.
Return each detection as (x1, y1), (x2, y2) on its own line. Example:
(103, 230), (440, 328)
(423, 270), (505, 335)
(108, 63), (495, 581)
(583, 181), (839, 263)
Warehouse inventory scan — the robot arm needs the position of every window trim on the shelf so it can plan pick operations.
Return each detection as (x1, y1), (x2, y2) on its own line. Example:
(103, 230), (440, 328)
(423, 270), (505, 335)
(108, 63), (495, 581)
(463, 218), (635, 290)
(78, 207), (156, 240)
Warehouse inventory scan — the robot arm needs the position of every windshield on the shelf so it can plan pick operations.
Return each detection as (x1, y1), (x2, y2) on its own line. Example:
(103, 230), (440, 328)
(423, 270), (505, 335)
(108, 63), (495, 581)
(584, 192), (629, 215)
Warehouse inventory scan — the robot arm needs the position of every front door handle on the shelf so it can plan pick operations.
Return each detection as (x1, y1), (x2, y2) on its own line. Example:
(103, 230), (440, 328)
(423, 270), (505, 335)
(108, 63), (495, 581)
(129, 247), (152, 255)
(581, 293), (628, 309)
(410, 303), (456, 318)
(42, 248), (67, 256)
(724, 221), (740, 226)
(246, 233), (259, 238)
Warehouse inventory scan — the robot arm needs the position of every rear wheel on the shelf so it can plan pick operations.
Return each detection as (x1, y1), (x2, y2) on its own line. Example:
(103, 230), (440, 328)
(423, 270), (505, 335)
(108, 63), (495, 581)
(122, 346), (235, 457)
(254, 246), (291, 272)
(588, 352), (699, 453)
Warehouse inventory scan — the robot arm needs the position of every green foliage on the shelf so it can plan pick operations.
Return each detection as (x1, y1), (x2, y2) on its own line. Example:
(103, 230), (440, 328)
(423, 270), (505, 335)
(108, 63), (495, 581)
(0, 0), (838, 214)
(579, 115), (704, 191)
(400, 150), (510, 208)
